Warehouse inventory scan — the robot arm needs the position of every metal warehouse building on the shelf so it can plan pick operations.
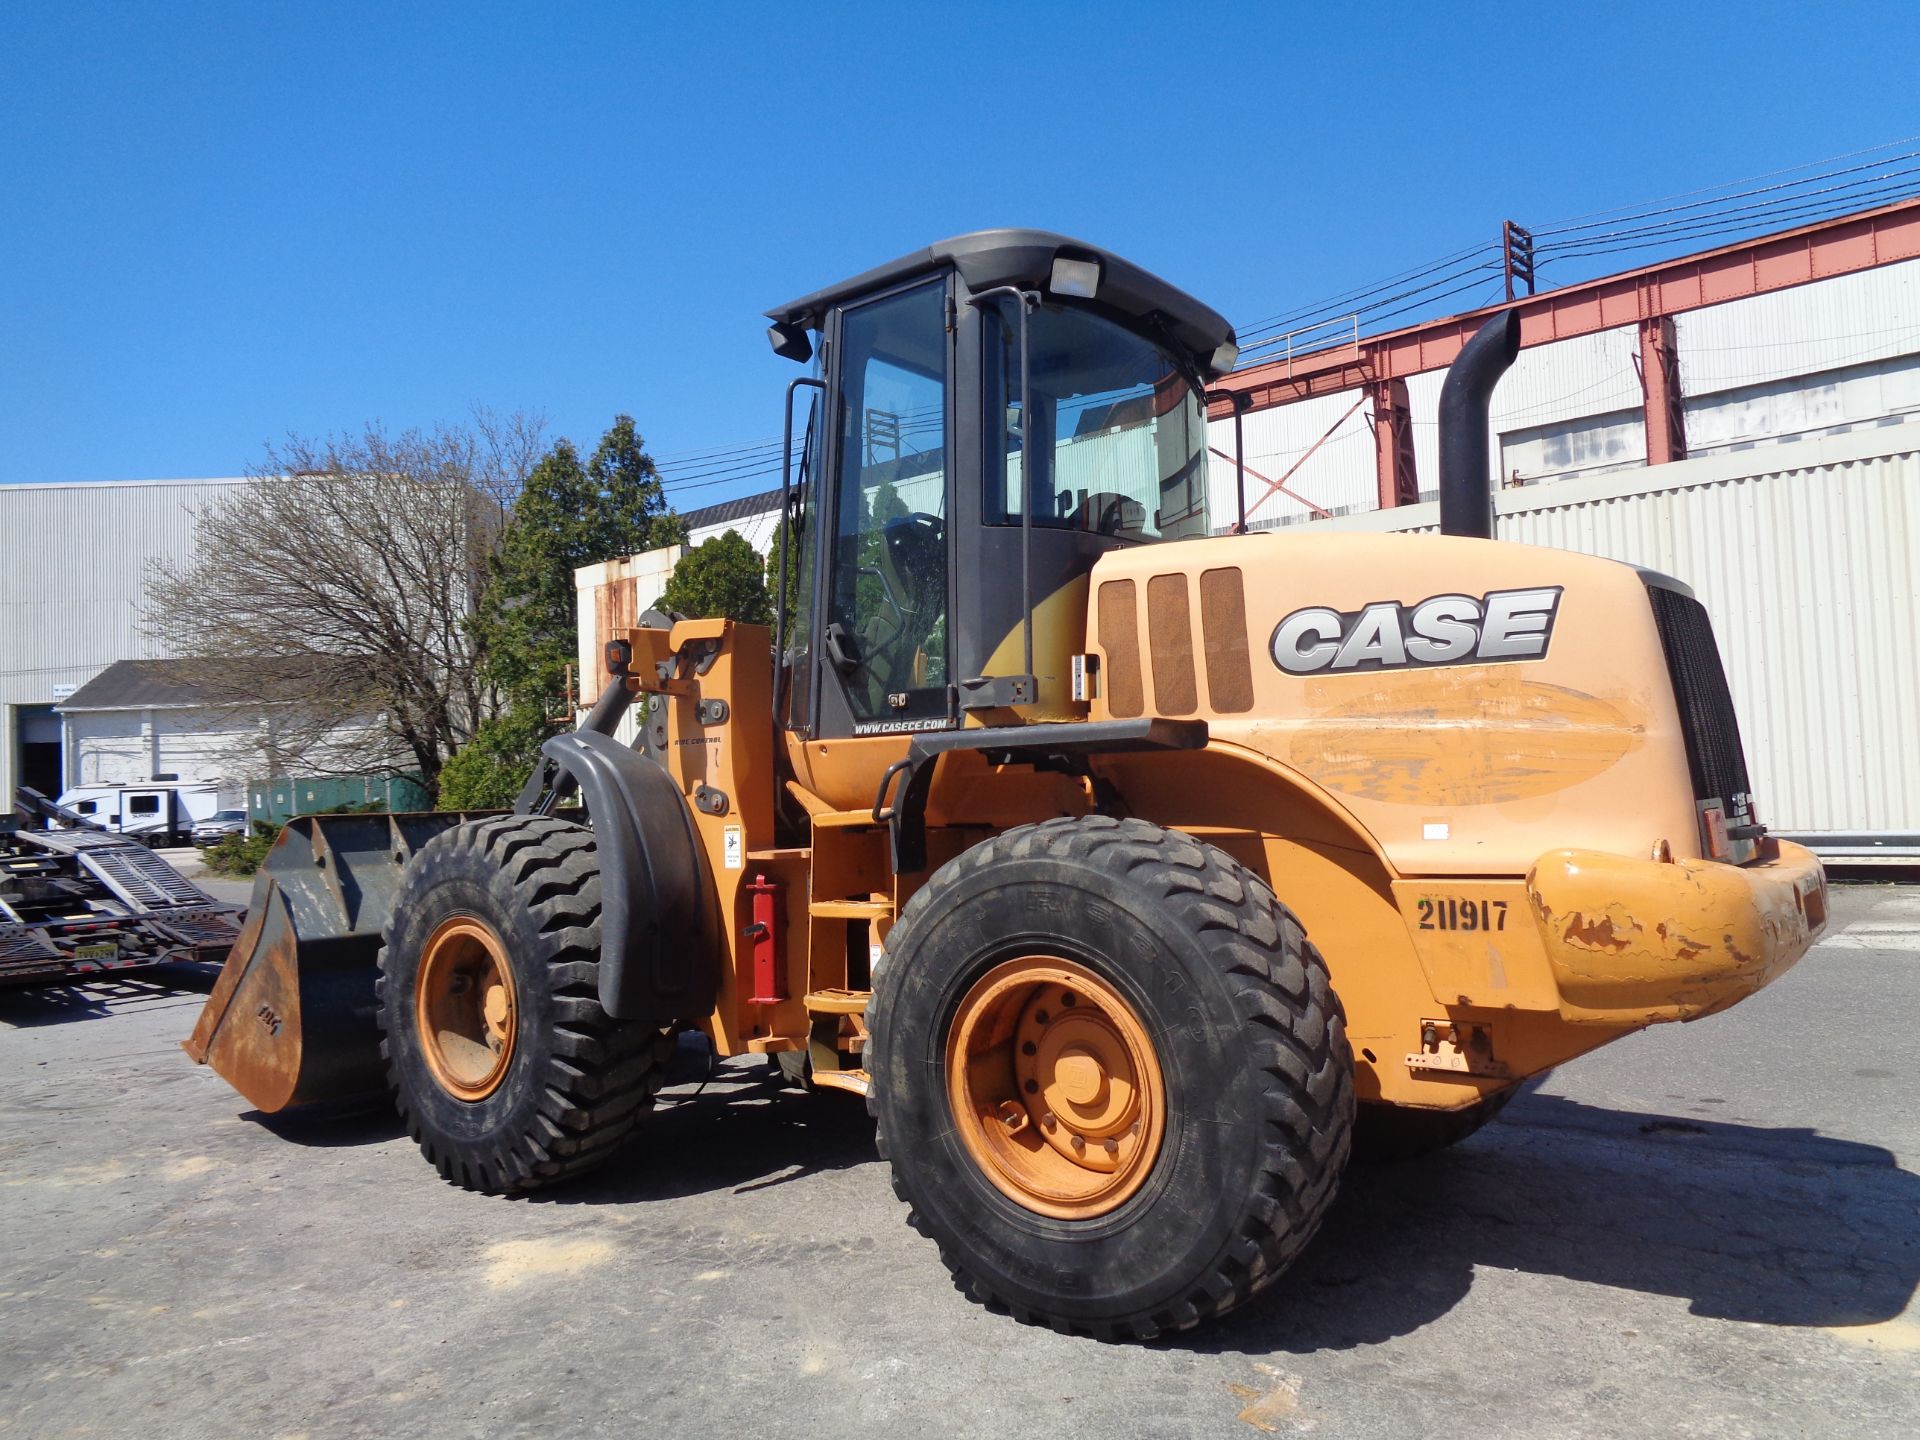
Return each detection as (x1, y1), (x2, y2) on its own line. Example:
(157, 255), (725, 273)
(1209, 199), (1920, 858)
(577, 199), (1920, 858)
(0, 478), (246, 803)
(2, 474), (790, 807)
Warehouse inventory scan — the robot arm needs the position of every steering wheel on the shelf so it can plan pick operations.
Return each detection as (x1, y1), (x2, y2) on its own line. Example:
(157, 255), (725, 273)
(883, 511), (945, 571)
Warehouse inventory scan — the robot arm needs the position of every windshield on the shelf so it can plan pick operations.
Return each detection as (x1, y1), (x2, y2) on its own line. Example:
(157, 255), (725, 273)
(984, 300), (1209, 542)
(213, 810), (246, 820)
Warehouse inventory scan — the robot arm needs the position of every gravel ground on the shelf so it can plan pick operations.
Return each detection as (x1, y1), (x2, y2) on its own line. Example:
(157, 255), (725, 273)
(1, 879), (1915, 1440)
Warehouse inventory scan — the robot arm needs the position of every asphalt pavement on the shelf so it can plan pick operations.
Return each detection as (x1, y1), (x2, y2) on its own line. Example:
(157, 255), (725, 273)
(2, 880), (1916, 1439)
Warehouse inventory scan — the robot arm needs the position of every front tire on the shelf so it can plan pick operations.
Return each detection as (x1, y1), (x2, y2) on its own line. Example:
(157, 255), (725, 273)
(868, 816), (1353, 1339)
(377, 814), (671, 1193)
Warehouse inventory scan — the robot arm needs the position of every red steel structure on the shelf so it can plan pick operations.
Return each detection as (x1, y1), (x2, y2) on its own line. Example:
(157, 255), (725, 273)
(1210, 196), (1920, 509)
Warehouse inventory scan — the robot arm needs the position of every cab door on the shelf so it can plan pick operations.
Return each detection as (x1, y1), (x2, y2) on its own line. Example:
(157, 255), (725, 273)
(808, 277), (954, 740)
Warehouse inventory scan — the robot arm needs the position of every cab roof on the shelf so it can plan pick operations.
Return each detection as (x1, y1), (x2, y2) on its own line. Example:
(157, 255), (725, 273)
(765, 228), (1236, 376)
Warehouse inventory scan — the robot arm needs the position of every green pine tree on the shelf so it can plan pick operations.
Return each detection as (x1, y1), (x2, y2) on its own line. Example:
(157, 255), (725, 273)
(660, 529), (773, 626)
(448, 415), (686, 808)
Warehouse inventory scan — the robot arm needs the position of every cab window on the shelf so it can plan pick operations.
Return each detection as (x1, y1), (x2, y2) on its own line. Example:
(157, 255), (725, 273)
(825, 281), (950, 727)
(984, 300), (1209, 541)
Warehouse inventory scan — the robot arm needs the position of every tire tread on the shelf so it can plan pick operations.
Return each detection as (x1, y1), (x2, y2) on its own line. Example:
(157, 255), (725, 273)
(376, 814), (671, 1194)
(868, 814), (1353, 1341)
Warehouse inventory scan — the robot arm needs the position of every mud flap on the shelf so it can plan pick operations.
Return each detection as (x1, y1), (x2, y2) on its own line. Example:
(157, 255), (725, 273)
(527, 730), (714, 1024)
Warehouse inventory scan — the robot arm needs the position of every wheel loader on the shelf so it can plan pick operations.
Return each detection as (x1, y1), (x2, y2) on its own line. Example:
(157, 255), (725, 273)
(185, 229), (1829, 1339)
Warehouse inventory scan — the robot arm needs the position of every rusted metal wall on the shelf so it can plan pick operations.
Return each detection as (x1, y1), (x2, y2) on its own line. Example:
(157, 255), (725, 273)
(573, 548), (683, 743)
(1309, 425), (1920, 843)
(1208, 254), (1920, 527)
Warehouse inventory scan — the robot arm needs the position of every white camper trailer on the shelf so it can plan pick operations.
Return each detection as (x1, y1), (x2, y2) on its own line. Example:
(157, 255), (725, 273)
(55, 781), (224, 846)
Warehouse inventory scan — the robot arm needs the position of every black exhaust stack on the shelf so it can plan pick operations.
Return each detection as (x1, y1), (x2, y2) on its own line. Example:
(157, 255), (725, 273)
(1436, 310), (1521, 538)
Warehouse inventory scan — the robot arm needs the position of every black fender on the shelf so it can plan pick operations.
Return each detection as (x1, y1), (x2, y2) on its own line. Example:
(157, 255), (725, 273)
(522, 730), (715, 1025)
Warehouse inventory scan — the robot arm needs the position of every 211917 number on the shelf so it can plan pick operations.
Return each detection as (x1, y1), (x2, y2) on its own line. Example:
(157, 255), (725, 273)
(1416, 898), (1507, 932)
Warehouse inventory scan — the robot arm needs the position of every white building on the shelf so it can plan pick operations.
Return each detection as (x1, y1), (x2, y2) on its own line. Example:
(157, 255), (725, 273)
(571, 488), (783, 697)
(1212, 254), (1920, 526)
(572, 232), (1920, 855)
(55, 658), (270, 801)
(0, 478), (247, 801)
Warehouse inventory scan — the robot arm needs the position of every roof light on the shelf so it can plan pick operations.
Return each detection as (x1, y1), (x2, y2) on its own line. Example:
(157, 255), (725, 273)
(1209, 340), (1240, 375)
(1048, 255), (1101, 299)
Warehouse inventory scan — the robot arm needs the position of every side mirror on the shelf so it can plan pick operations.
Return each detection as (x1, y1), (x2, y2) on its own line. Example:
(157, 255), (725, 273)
(767, 320), (813, 363)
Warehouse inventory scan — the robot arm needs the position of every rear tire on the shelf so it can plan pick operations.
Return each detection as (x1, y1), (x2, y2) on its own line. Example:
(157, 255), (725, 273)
(377, 814), (671, 1193)
(868, 815), (1353, 1339)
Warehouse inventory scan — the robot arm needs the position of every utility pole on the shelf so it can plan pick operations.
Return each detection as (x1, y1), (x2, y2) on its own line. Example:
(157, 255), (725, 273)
(1501, 220), (1536, 301)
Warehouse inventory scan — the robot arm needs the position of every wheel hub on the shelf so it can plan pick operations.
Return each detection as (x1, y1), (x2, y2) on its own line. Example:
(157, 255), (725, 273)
(415, 915), (517, 1102)
(946, 957), (1166, 1219)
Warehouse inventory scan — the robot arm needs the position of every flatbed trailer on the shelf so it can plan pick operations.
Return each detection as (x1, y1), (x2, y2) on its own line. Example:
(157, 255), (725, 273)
(1, 793), (244, 987)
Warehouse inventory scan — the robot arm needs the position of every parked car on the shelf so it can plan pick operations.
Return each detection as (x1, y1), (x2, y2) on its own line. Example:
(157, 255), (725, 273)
(191, 810), (250, 846)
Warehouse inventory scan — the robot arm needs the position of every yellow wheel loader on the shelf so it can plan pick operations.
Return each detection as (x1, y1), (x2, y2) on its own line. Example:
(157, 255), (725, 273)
(185, 231), (1828, 1339)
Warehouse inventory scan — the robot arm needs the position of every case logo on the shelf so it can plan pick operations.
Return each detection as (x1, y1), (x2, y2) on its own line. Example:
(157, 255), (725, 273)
(1269, 587), (1561, 675)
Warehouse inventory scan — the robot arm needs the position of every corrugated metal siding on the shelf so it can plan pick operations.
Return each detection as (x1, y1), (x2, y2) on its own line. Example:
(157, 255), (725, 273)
(1309, 427), (1920, 835)
(1411, 327), (1644, 498)
(688, 508), (781, 553)
(1210, 259), (1920, 521)
(1205, 386), (1374, 525)
(1678, 255), (1920, 396)
(1685, 356), (1920, 454)
(0, 479), (248, 708)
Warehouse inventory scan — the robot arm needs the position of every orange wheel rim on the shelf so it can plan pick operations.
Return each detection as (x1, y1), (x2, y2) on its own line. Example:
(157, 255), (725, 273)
(945, 956), (1166, 1220)
(415, 915), (517, 1102)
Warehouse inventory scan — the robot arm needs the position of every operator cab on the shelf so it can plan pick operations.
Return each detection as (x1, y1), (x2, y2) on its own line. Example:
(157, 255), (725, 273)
(766, 230), (1238, 744)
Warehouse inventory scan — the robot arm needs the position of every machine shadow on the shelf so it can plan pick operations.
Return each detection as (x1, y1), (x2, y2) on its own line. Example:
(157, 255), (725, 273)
(1186, 1090), (1920, 1355)
(0, 963), (219, 1028)
(545, 1065), (880, 1207)
(249, 1096), (406, 1147)
(217, 1052), (1919, 1352)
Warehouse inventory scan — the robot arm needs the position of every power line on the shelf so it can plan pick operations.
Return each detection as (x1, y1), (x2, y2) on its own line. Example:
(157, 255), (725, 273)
(1226, 138), (1920, 369)
(1236, 239), (1500, 340)
(649, 434), (783, 464)
(654, 452), (785, 487)
(1537, 179), (1920, 267)
(1532, 134), (1920, 229)
(1237, 260), (1506, 360)
(654, 142), (1920, 478)
(1535, 165), (1920, 253)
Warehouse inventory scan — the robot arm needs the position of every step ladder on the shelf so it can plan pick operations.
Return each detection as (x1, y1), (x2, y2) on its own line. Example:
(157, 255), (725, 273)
(802, 987), (871, 1096)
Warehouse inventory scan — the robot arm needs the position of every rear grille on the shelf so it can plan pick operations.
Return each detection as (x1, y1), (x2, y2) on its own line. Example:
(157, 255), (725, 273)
(1647, 585), (1752, 814)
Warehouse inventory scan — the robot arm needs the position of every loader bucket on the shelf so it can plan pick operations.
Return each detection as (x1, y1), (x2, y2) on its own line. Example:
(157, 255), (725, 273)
(183, 811), (491, 1112)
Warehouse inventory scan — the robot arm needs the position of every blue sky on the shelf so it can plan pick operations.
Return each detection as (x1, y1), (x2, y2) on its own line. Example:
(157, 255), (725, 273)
(4, 1), (1914, 507)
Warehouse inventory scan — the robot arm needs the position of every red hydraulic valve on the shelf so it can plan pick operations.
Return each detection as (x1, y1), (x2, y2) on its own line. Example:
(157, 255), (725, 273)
(744, 872), (785, 1005)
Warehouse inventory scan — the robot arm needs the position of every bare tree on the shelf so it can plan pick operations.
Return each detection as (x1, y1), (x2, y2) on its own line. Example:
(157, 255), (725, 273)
(468, 405), (551, 514)
(147, 414), (545, 796)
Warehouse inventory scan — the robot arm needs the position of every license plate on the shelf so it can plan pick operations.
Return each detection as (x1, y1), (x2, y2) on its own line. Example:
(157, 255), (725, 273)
(73, 942), (118, 963)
